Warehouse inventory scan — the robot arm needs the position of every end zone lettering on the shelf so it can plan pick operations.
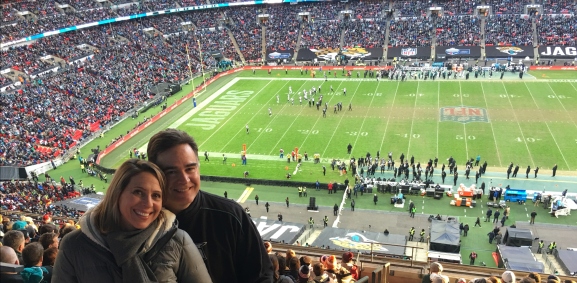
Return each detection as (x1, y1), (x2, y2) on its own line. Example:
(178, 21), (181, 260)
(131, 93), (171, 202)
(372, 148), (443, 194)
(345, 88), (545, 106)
(187, 90), (253, 130)
(440, 106), (489, 123)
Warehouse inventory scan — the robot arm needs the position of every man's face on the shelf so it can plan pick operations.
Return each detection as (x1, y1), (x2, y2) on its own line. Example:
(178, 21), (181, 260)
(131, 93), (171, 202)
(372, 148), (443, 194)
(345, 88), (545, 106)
(155, 144), (201, 213)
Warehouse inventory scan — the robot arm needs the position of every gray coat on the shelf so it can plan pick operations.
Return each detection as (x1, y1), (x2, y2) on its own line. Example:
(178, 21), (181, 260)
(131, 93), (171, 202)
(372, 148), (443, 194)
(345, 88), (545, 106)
(52, 209), (211, 283)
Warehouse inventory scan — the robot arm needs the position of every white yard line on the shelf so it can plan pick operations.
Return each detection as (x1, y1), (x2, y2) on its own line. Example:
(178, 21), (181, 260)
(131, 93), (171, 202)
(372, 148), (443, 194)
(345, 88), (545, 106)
(349, 80), (382, 156)
(378, 82), (400, 153)
(192, 79), (273, 150)
(436, 82), (440, 159)
(321, 81), (364, 158)
(458, 82), (469, 161)
(219, 80), (290, 153)
(501, 82), (535, 166)
(479, 82), (503, 167)
(545, 82), (577, 131)
(406, 82), (420, 156)
(523, 82), (571, 170)
(298, 80), (344, 150)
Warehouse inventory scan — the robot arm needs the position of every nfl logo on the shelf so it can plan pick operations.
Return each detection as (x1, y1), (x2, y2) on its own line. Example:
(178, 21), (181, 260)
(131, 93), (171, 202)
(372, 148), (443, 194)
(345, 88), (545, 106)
(401, 48), (417, 56)
(440, 106), (489, 124)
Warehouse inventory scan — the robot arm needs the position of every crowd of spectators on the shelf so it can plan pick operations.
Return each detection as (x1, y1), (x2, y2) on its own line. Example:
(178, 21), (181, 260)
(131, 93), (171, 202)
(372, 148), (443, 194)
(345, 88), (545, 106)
(438, 0), (477, 15)
(485, 14), (533, 46)
(393, 0), (430, 17)
(388, 17), (434, 47)
(1, 4), (20, 23)
(487, 0), (531, 14)
(137, 14), (189, 35)
(74, 8), (117, 23)
(436, 16), (481, 46)
(0, 181), (82, 218)
(11, 0), (59, 17)
(114, 3), (150, 17)
(300, 20), (343, 49)
(57, 0), (101, 11)
(342, 19), (385, 48)
(266, 4), (300, 51)
(540, 0), (576, 14)
(298, 2), (344, 21)
(227, 7), (262, 61)
(182, 9), (221, 28)
(349, 0), (384, 19)
(142, 0), (176, 12)
(537, 15), (577, 46)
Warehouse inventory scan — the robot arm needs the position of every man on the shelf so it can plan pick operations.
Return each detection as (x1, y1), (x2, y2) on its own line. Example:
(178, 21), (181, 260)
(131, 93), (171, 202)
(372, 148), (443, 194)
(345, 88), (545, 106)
(453, 171), (458, 186)
(21, 242), (51, 282)
(512, 164), (519, 178)
(204, 151), (209, 161)
(534, 166), (539, 178)
(255, 194), (259, 205)
(493, 210), (500, 224)
(334, 204), (339, 215)
(351, 199), (355, 211)
(323, 216), (328, 228)
(265, 202), (270, 213)
(537, 240), (544, 253)
(530, 210), (537, 224)
(0, 246), (23, 282)
(441, 171), (446, 184)
(419, 229), (425, 242)
(409, 227), (415, 241)
(373, 194), (378, 205)
(463, 224), (469, 236)
(2, 230), (25, 264)
(552, 164), (557, 177)
(347, 143), (352, 154)
(147, 129), (273, 282)
(308, 217), (314, 229)
(506, 166), (512, 179)
(469, 251), (477, 265)
(278, 213), (283, 222)
(410, 206), (416, 218)
(486, 208), (492, 222)
(526, 165), (531, 178)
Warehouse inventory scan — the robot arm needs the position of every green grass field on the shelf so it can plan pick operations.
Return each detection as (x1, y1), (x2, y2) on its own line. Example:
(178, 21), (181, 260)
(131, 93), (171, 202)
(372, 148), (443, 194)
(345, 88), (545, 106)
(113, 71), (577, 182)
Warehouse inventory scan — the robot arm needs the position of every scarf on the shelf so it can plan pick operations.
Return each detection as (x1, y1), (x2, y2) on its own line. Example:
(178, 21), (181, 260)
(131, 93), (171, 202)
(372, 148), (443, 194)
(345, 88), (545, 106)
(105, 222), (159, 283)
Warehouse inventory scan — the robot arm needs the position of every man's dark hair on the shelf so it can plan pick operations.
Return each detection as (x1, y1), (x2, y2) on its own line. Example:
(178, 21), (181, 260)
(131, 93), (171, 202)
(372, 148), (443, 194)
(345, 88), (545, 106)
(43, 247), (58, 266)
(147, 129), (198, 163)
(59, 225), (76, 240)
(38, 232), (58, 249)
(38, 223), (58, 235)
(22, 242), (44, 267)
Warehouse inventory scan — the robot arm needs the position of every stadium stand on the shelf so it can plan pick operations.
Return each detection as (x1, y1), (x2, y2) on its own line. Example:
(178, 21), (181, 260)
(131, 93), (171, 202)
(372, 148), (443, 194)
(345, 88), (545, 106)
(485, 14), (534, 46)
(265, 4), (300, 52)
(536, 15), (577, 46)
(2, 0), (577, 167)
(388, 17), (434, 47)
(436, 15), (481, 46)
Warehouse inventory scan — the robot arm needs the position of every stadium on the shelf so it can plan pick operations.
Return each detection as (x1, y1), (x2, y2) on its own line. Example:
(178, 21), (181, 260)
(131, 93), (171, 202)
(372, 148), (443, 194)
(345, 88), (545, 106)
(1, 0), (577, 282)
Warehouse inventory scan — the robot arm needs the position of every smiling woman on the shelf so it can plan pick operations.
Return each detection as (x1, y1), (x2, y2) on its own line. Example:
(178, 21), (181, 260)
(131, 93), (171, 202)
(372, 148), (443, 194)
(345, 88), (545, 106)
(52, 159), (212, 283)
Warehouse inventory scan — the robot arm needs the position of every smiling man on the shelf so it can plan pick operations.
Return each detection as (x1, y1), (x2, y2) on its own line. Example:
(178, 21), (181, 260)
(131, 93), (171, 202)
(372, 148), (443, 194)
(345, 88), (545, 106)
(147, 129), (273, 283)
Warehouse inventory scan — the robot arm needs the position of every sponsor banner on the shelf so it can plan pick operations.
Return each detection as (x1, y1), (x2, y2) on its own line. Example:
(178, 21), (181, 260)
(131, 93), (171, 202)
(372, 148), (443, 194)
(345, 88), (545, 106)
(296, 47), (383, 61)
(387, 46), (431, 59)
(253, 218), (305, 244)
(529, 66), (577, 71)
(440, 106), (489, 124)
(538, 46), (577, 58)
(485, 46), (533, 58)
(265, 49), (294, 61)
(436, 46), (481, 58)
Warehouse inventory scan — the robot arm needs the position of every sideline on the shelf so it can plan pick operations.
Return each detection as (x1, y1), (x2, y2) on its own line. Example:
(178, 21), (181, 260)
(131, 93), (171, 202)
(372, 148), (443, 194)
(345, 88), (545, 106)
(237, 186), (254, 203)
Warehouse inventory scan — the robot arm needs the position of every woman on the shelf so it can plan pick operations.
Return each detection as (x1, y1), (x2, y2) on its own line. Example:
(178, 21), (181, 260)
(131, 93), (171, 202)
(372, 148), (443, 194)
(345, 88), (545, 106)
(52, 159), (212, 283)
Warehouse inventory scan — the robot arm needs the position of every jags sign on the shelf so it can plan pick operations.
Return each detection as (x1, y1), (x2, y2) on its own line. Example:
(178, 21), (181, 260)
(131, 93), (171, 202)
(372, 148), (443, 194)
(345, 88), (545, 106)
(485, 46), (532, 58)
(440, 106), (489, 123)
(538, 46), (577, 58)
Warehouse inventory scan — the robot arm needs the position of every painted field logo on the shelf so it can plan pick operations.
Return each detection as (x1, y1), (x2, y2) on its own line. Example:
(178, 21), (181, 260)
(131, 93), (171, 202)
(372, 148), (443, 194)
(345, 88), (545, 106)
(440, 106), (489, 123)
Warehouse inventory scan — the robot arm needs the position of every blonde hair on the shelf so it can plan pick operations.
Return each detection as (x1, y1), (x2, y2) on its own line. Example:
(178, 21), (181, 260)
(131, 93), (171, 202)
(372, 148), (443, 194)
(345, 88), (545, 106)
(92, 159), (167, 234)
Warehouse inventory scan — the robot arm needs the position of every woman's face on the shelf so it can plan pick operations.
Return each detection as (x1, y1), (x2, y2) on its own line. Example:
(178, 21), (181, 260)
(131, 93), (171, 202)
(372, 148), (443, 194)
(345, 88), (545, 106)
(119, 172), (162, 231)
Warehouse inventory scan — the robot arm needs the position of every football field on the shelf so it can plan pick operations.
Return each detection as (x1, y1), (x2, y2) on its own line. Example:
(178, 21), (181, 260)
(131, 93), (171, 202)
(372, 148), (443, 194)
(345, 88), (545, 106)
(93, 70), (577, 184)
(175, 73), (577, 175)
